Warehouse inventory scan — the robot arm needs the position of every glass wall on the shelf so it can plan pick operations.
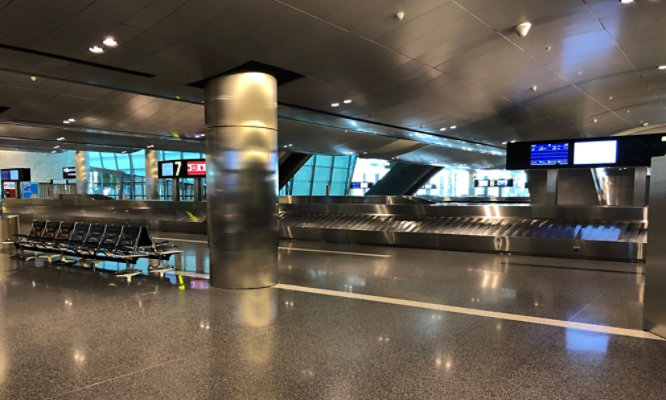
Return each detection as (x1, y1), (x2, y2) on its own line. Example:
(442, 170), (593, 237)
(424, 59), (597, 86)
(86, 150), (205, 200)
(413, 168), (529, 198)
(280, 154), (357, 196)
(349, 158), (392, 196)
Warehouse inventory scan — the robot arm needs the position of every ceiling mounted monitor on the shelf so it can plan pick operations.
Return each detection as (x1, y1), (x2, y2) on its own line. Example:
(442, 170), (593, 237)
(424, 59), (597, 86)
(530, 143), (569, 166)
(573, 140), (617, 165)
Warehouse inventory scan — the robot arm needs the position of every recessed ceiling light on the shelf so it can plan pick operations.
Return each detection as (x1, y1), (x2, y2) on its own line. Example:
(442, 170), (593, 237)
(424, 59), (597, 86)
(530, 85), (538, 92)
(619, 0), (634, 4)
(593, 118), (598, 123)
(395, 11), (405, 21)
(57, 136), (65, 141)
(63, 120), (70, 124)
(53, 145), (60, 149)
(643, 122), (649, 127)
(627, 109), (631, 113)
(439, 127), (447, 131)
(609, 96), (614, 100)
(288, 144), (293, 147)
(658, 65), (666, 70)
(283, 145), (288, 148)
(502, 141), (508, 145)
(450, 125), (457, 129)
(147, 144), (154, 149)
(51, 150), (57, 154)
(88, 45), (104, 54)
(68, 118), (75, 122)
(510, 140), (517, 143)
(515, 22), (532, 37)
(343, 99), (352, 104)
(30, 76), (37, 82)
(331, 102), (340, 107)
(102, 36), (118, 47)
(121, 150), (127, 154)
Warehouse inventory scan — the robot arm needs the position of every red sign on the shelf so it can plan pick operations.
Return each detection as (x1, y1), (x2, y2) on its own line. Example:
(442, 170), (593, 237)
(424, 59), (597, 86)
(186, 160), (206, 176)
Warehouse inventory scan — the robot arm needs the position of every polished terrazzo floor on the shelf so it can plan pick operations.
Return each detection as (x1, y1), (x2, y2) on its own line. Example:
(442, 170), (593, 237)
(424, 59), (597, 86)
(0, 239), (664, 399)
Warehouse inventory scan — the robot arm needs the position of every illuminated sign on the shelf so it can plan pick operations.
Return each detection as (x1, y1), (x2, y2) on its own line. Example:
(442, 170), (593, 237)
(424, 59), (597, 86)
(186, 160), (206, 176)
(62, 167), (76, 179)
(350, 182), (374, 189)
(158, 159), (206, 178)
(474, 179), (514, 188)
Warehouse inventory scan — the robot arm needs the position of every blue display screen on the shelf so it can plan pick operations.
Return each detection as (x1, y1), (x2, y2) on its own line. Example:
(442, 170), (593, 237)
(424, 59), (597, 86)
(530, 143), (569, 166)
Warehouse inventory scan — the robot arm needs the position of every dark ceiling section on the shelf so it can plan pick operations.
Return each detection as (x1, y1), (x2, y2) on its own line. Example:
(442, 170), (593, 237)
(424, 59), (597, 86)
(188, 60), (304, 88)
(0, 0), (663, 164)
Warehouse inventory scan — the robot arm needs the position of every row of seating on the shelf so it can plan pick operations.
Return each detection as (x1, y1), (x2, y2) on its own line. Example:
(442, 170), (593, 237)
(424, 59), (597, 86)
(12, 220), (183, 279)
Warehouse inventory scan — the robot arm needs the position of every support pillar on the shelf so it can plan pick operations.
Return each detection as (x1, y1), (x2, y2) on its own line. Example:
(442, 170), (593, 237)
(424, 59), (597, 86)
(145, 149), (159, 200)
(171, 179), (180, 202)
(204, 72), (278, 289)
(633, 167), (648, 206)
(74, 151), (88, 195)
(545, 169), (558, 205)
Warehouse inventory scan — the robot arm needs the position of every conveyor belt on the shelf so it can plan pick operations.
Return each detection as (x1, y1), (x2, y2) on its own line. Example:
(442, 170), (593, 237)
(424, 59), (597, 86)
(278, 198), (647, 262)
(279, 213), (646, 243)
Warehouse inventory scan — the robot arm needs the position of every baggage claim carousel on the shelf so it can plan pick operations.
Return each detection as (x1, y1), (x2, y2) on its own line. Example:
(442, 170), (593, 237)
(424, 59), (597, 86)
(2, 196), (647, 262)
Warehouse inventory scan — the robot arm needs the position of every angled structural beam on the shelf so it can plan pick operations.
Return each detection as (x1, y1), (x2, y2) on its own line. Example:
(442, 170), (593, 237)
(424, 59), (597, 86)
(279, 152), (312, 189)
(366, 162), (442, 196)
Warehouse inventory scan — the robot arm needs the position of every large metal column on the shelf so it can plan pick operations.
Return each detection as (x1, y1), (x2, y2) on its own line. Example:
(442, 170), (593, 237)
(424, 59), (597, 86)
(74, 151), (88, 195)
(145, 149), (159, 200)
(644, 157), (666, 338)
(204, 72), (278, 289)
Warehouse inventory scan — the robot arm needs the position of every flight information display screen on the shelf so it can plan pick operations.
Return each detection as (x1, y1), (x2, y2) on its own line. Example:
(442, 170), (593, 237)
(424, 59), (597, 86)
(573, 140), (617, 165)
(530, 143), (569, 166)
(158, 159), (206, 178)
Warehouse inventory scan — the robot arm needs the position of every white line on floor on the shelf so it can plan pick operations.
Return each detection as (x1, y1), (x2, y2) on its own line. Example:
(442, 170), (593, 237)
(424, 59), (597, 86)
(154, 238), (392, 258)
(154, 237), (209, 244)
(278, 247), (392, 258)
(168, 271), (210, 279)
(275, 283), (664, 341)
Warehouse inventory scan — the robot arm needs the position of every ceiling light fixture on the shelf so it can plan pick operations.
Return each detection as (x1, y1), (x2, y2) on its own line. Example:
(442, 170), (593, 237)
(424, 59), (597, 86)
(593, 118), (598, 123)
(530, 85), (538, 92)
(515, 22), (532, 38)
(121, 150), (127, 154)
(147, 144), (154, 149)
(343, 99), (352, 104)
(57, 137), (65, 141)
(102, 36), (118, 47)
(30, 76), (37, 82)
(450, 125), (457, 129)
(510, 140), (517, 143)
(609, 96), (614, 100)
(53, 145), (60, 149)
(63, 120), (70, 124)
(331, 102), (340, 107)
(88, 45), (104, 54)
(68, 118), (75, 122)
(619, 0), (634, 4)
(658, 65), (666, 70)
(643, 122), (649, 127)
(502, 141), (508, 145)
(395, 11), (405, 21)
(51, 150), (57, 154)
(439, 127), (447, 132)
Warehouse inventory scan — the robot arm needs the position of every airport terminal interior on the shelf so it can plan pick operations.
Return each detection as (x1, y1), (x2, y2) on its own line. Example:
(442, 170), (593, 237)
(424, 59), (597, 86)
(0, 0), (665, 399)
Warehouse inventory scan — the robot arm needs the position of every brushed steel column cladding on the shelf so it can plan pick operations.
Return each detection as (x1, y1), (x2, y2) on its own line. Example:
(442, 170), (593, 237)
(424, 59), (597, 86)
(204, 72), (278, 289)
(74, 150), (88, 195)
(644, 157), (666, 338)
(145, 149), (159, 200)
